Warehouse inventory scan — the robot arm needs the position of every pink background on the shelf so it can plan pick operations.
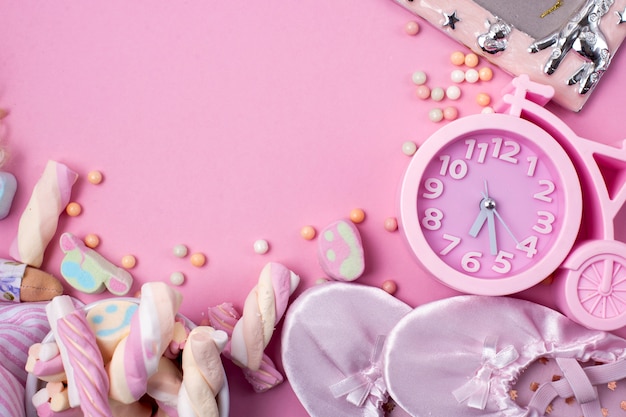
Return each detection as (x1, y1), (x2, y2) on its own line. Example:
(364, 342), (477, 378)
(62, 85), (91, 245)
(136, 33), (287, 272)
(1, 1), (626, 416)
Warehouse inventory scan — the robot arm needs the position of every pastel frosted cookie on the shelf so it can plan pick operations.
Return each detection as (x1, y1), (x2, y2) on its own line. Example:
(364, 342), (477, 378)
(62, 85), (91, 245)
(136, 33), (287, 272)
(59, 232), (133, 295)
(317, 219), (364, 281)
(0, 171), (16, 219)
(86, 300), (138, 364)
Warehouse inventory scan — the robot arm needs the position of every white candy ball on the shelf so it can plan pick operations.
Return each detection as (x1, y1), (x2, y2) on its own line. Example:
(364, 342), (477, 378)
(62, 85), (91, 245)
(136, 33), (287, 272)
(402, 141), (418, 156)
(428, 108), (444, 123)
(451, 69), (465, 83)
(253, 239), (270, 254)
(465, 69), (480, 83)
(170, 271), (185, 286)
(411, 71), (427, 85)
(430, 87), (445, 102)
(173, 244), (188, 258)
(446, 85), (461, 100)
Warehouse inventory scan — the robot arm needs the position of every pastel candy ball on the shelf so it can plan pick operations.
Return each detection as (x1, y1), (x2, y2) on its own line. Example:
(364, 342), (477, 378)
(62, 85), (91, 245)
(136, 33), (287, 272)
(170, 271), (185, 286)
(405, 21), (420, 35)
(464, 53), (479, 68)
(384, 217), (398, 232)
(478, 67), (493, 81)
(300, 225), (316, 240)
(87, 170), (103, 185)
(65, 202), (82, 216)
(190, 252), (206, 267)
(253, 239), (270, 254)
(84, 234), (100, 248)
(402, 141), (418, 156)
(411, 70), (427, 85)
(450, 51), (465, 66)
(349, 208), (366, 224)
(121, 254), (137, 269)
(173, 244), (188, 258)
(317, 219), (365, 281)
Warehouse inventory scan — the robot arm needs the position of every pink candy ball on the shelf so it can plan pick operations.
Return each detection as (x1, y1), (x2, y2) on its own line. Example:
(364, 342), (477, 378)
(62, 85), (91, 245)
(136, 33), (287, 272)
(382, 280), (398, 295)
(405, 21), (420, 35)
(384, 217), (398, 232)
(416, 85), (431, 100)
(443, 106), (459, 121)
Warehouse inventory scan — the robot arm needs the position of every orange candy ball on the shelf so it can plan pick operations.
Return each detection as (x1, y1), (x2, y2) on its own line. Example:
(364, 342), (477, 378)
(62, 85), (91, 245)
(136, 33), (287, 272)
(121, 255), (137, 269)
(476, 93), (492, 107)
(190, 252), (207, 267)
(300, 225), (316, 240)
(84, 234), (100, 248)
(450, 51), (465, 66)
(478, 67), (494, 81)
(66, 202), (82, 217)
(87, 170), (103, 185)
(464, 53), (479, 68)
(349, 208), (366, 224)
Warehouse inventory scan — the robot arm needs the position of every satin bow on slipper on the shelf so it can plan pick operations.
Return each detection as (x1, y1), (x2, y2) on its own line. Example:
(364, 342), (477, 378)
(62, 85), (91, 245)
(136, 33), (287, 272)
(281, 282), (411, 417)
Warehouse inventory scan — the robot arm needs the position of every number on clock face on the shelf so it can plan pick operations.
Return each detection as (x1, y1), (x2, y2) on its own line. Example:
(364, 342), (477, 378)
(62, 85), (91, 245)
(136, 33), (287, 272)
(416, 133), (563, 279)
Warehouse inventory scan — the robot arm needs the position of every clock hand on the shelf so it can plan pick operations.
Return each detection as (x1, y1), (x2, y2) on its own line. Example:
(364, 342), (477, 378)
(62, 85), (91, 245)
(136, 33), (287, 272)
(487, 208), (497, 255)
(493, 208), (520, 246)
(469, 206), (488, 238)
(469, 196), (499, 255)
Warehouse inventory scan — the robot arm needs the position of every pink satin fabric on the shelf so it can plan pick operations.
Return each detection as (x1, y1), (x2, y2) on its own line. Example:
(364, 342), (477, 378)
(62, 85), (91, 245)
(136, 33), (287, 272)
(281, 282), (412, 417)
(383, 295), (626, 417)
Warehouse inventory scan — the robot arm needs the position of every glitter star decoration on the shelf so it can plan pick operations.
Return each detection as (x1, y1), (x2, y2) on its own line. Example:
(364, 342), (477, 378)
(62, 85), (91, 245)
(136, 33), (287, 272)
(617, 8), (626, 24)
(443, 11), (461, 30)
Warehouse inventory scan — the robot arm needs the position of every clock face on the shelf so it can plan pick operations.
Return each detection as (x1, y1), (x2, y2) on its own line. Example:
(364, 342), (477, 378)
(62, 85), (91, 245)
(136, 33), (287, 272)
(400, 114), (582, 295)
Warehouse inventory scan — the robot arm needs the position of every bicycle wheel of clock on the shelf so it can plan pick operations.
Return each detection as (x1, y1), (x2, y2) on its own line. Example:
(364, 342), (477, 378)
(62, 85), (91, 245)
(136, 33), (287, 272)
(556, 240), (626, 331)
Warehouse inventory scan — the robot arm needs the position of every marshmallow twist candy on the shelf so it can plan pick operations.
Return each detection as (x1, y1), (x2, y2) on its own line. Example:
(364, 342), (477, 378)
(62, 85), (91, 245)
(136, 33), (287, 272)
(54, 309), (112, 416)
(11, 160), (78, 267)
(107, 282), (182, 404)
(230, 262), (300, 371)
(208, 302), (284, 392)
(178, 326), (227, 417)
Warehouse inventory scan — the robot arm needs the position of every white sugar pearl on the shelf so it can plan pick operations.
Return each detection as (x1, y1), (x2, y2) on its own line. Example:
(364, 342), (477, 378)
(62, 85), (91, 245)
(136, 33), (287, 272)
(173, 244), (188, 258)
(170, 271), (185, 286)
(253, 239), (270, 254)
(402, 141), (418, 156)
(430, 87), (445, 102)
(481, 106), (495, 114)
(451, 69), (465, 83)
(446, 85), (461, 100)
(411, 71), (427, 85)
(465, 69), (480, 83)
(428, 108), (444, 123)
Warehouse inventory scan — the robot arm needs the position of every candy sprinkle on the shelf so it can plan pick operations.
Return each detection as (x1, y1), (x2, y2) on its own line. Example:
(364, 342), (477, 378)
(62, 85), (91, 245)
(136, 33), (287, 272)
(190, 252), (207, 267)
(253, 239), (270, 254)
(300, 225), (316, 240)
(173, 244), (188, 258)
(405, 21), (420, 35)
(349, 208), (366, 224)
(84, 234), (100, 249)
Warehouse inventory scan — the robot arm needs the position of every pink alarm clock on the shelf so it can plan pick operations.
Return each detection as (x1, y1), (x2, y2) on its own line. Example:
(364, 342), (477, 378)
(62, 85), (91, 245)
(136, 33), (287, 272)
(400, 75), (626, 330)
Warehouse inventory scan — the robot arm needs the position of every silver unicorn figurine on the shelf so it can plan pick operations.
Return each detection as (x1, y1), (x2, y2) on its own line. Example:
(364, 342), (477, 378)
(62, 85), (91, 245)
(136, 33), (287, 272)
(528, 0), (613, 94)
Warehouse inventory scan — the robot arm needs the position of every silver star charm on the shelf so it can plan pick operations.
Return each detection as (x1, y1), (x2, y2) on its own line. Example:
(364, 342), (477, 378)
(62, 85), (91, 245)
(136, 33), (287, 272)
(443, 11), (461, 30)
(617, 8), (626, 24)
